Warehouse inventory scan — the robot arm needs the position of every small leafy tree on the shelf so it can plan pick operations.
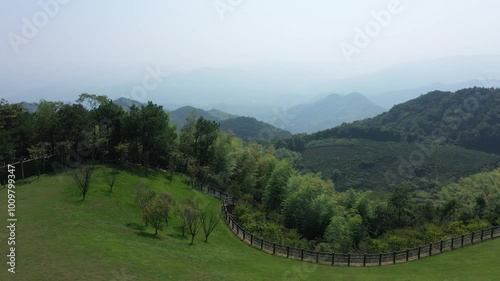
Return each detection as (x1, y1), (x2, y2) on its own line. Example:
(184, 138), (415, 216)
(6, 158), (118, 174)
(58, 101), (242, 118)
(201, 211), (220, 242)
(179, 199), (202, 244)
(135, 183), (156, 226)
(102, 165), (120, 192)
(145, 193), (175, 235)
(185, 207), (203, 245)
(73, 164), (94, 201)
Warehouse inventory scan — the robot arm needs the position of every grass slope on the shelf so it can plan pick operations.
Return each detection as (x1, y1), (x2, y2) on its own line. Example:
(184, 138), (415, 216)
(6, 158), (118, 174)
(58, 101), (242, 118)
(301, 138), (500, 191)
(1, 166), (498, 280)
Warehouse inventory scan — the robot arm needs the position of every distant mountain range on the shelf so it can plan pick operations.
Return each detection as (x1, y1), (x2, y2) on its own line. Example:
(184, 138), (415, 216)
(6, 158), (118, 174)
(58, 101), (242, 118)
(282, 93), (385, 133)
(112, 94), (385, 135)
(207, 93), (386, 134)
(167, 105), (290, 141)
(370, 79), (500, 108)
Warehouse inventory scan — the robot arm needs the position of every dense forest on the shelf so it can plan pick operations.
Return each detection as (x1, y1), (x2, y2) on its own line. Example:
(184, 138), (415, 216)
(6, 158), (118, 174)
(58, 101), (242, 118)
(0, 89), (498, 253)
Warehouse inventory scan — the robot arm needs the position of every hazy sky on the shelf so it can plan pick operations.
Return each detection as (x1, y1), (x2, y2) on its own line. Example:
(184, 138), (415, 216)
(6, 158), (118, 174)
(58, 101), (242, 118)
(1, 0), (500, 101)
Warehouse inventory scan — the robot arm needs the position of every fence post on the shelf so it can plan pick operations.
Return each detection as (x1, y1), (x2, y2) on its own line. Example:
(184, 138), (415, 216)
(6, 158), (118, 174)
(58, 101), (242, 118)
(301, 249), (304, 261)
(393, 251), (396, 264)
(440, 240), (443, 253)
(492, 226), (495, 239)
(260, 238), (264, 250)
(250, 234), (253, 245)
(332, 252), (335, 266)
(406, 248), (409, 262)
(273, 242), (276, 255)
(481, 229), (484, 241)
(347, 253), (351, 267)
(236, 225), (239, 236)
(471, 232), (474, 244)
(429, 243), (432, 256)
(451, 237), (454, 250)
(243, 229), (245, 241)
(286, 246), (290, 258)
(378, 252), (382, 266)
(316, 251), (319, 263)
(461, 235), (464, 247)
(363, 253), (367, 267)
(417, 246), (421, 259)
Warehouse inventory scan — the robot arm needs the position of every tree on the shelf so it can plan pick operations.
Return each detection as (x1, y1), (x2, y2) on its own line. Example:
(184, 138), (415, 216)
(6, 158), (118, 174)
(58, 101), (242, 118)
(54, 141), (73, 171)
(56, 103), (90, 150)
(176, 205), (188, 237)
(473, 196), (487, 219)
(441, 199), (458, 223)
(102, 165), (120, 192)
(145, 193), (175, 235)
(389, 185), (410, 227)
(282, 173), (336, 239)
(194, 117), (220, 167)
(324, 215), (350, 252)
(122, 102), (176, 170)
(34, 100), (62, 153)
(135, 183), (156, 226)
(263, 160), (293, 211)
(27, 142), (49, 177)
(179, 111), (197, 159)
(0, 100), (34, 162)
(73, 164), (94, 201)
(180, 199), (203, 244)
(115, 142), (129, 167)
(186, 158), (199, 187)
(210, 132), (236, 187)
(201, 211), (220, 242)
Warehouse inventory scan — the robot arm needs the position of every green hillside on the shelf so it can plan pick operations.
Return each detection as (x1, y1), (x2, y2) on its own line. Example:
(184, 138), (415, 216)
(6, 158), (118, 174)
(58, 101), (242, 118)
(308, 87), (500, 154)
(220, 116), (292, 141)
(300, 138), (500, 191)
(1, 168), (499, 281)
(170, 105), (221, 128)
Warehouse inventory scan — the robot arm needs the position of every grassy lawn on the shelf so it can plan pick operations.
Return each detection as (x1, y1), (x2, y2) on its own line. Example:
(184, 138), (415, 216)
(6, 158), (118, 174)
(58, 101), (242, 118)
(0, 166), (498, 281)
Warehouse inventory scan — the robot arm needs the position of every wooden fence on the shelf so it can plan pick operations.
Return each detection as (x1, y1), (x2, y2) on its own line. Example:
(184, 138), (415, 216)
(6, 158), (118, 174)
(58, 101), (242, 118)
(194, 183), (500, 267)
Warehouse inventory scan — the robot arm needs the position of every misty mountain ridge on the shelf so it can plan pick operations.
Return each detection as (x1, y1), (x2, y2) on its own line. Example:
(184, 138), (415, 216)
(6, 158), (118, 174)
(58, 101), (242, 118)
(6, 55), (500, 109)
(281, 92), (386, 134)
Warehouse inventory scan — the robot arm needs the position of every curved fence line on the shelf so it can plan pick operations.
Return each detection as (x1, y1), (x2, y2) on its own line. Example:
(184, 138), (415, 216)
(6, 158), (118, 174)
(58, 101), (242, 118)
(194, 184), (500, 267)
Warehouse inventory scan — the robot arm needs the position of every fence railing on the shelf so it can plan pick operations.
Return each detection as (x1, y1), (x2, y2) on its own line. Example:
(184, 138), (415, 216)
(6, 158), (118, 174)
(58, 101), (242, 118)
(193, 183), (500, 267)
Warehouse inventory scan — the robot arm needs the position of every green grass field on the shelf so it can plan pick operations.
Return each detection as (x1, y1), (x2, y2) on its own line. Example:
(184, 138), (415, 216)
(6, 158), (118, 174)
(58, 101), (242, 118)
(1, 166), (499, 281)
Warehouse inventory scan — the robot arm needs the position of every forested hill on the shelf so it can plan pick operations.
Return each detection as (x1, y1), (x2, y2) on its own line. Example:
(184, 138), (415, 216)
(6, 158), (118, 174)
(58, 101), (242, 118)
(170, 107), (290, 140)
(305, 87), (500, 154)
(219, 116), (291, 141)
